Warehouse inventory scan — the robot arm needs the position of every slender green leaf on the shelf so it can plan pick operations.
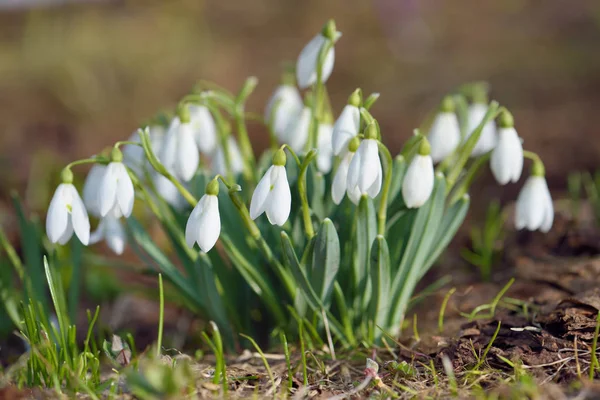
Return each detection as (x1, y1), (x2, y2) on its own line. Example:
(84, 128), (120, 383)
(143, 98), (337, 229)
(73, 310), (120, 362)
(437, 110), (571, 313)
(352, 196), (377, 311)
(368, 235), (391, 341)
(310, 219), (340, 306)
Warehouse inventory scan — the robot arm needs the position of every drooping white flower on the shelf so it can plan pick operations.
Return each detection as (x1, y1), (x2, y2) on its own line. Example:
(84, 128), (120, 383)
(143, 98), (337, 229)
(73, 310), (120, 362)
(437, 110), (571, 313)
(491, 126), (523, 185)
(316, 123), (333, 174)
(185, 182), (221, 253)
(332, 104), (360, 156)
(427, 111), (461, 163)
(402, 140), (434, 208)
(98, 158), (135, 218)
(296, 20), (340, 89)
(331, 149), (361, 205)
(515, 173), (553, 233)
(46, 181), (90, 245)
(284, 107), (312, 153)
(189, 105), (217, 155)
(265, 85), (303, 141)
(466, 103), (497, 157)
(212, 137), (244, 177)
(159, 116), (199, 182)
(346, 136), (382, 200)
(89, 211), (126, 255)
(82, 163), (106, 217)
(250, 150), (291, 226)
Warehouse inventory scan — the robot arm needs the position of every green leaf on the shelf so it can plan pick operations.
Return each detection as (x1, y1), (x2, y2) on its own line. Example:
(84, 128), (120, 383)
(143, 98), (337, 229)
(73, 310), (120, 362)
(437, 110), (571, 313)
(368, 235), (391, 341)
(196, 253), (235, 349)
(387, 155), (407, 208)
(280, 232), (348, 342)
(352, 196), (377, 311)
(310, 219), (340, 307)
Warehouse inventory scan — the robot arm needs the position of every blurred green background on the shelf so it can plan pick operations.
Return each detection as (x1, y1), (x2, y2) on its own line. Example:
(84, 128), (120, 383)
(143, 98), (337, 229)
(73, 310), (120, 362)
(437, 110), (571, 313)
(1, 0), (599, 217)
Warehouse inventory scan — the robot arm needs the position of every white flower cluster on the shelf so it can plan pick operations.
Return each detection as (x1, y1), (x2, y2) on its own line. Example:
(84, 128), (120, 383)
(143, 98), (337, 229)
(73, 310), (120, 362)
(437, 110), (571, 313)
(45, 20), (554, 261)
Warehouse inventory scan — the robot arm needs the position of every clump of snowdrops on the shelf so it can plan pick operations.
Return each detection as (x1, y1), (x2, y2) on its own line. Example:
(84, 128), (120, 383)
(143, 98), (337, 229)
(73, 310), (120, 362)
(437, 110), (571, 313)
(45, 19), (553, 348)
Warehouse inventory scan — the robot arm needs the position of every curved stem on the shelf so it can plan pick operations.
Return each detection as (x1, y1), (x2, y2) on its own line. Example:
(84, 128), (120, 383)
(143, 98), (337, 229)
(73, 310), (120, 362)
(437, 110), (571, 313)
(523, 150), (542, 164)
(377, 142), (394, 235)
(283, 146), (316, 239)
(114, 141), (141, 149)
(65, 157), (106, 170)
(446, 101), (500, 188)
(138, 128), (198, 207)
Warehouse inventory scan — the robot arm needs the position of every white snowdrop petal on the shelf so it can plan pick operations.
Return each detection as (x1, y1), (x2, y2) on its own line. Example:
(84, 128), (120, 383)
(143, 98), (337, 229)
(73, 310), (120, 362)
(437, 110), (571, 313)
(296, 34), (326, 89)
(46, 184), (70, 243)
(316, 123), (333, 174)
(286, 108), (312, 153)
(176, 123), (200, 182)
(190, 105), (217, 155)
(331, 153), (352, 205)
(491, 128), (522, 185)
(69, 185), (90, 245)
(250, 166), (274, 219)
(196, 195), (221, 253)
(116, 163), (135, 217)
(358, 140), (380, 193)
(266, 167), (291, 226)
(104, 217), (126, 255)
(82, 164), (106, 217)
(159, 118), (181, 168)
(347, 185), (362, 205)
(320, 46), (335, 84)
(185, 200), (203, 249)
(153, 172), (182, 209)
(99, 163), (119, 217)
(57, 219), (74, 245)
(332, 105), (360, 156)
(89, 219), (104, 245)
(428, 112), (460, 163)
(346, 148), (361, 194)
(402, 155), (434, 208)
(266, 86), (303, 139)
(367, 161), (383, 198)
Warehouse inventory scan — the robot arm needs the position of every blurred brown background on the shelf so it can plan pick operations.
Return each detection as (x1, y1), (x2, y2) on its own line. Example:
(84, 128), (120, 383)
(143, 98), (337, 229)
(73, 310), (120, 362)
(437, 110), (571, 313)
(1, 0), (599, 212)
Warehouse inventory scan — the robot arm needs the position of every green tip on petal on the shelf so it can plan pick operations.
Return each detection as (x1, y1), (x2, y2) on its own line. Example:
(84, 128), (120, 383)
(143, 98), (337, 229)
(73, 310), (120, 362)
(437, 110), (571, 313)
(111, 147), (123, 163)
(273, 149), (287, 166)
(205, 179), (220, 196)
(348, 136), (360, 153)
(440, 96), (455, 113)
(498, 109), (514, 128)
(418, 138), (431, 156)
(532, 159), (545, 177)
(348, 89), (362, 107)
(177, 103), (191, 123)
(322, 19), (337, 41)
(61, 167), (74, 184)
(364, 123), (378, 140)
(471, 86), (489, 105)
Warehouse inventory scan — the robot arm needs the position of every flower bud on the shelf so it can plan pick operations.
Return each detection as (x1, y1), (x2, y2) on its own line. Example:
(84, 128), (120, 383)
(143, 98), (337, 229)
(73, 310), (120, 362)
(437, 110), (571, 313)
(440, 96), (455, 113)
(348, 136), (360, 153)
(498, 110), (514, 128)
(348, 89), (362, 107)
(364, 123), (378, 140)
(61, 167), (74, 184)
(321, 19), (338, 41)
(273, 149), (287, 167)
(205, 179), (220, 196)
(111, 147), (123, 163)
(418, 137), (431, 156)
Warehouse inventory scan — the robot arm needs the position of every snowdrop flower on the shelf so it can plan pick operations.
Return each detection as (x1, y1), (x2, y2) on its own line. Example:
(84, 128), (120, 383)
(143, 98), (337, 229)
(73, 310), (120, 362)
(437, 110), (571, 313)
(332, 90), (361, 156)
(284, 106), (312, 153)
(82, 163), (106, 217)
(402, 139), (434, 208)
(427, 96), (461, 163)
(265, 83), (303, 141)
(296, 19), (341, 89)
(515, 163), (553, 233)
(159, 109), (199, 182)
(189, 105), (217, 155)
(212, 137), (244, 177)
(346, 125), (382, 200)
(466, 103), (497, 157)
(490, 111), (523, 185)
(46, 169), (90, 245)
(332, 139), (361, 205)
(89, 210), (126, 255)
(316, 123), (333, 174)
(185, 179), (221, 253)
(98, 148), (135, 218)
(250, 149), (291, 226)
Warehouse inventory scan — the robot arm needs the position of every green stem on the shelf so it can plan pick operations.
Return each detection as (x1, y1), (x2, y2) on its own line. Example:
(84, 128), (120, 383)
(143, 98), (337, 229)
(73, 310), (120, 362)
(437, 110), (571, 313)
(114, 141), (141, 149)
(65, 157), (107, 170)
(156, 273), (164, 358)
(448, 151), (492, 204)
(138, 128), (198, 207)
(283, 145), (316, 239)
(446, 101), (500, 187)
(377, 142), (394, 235)
(523, 150), (542, 164)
